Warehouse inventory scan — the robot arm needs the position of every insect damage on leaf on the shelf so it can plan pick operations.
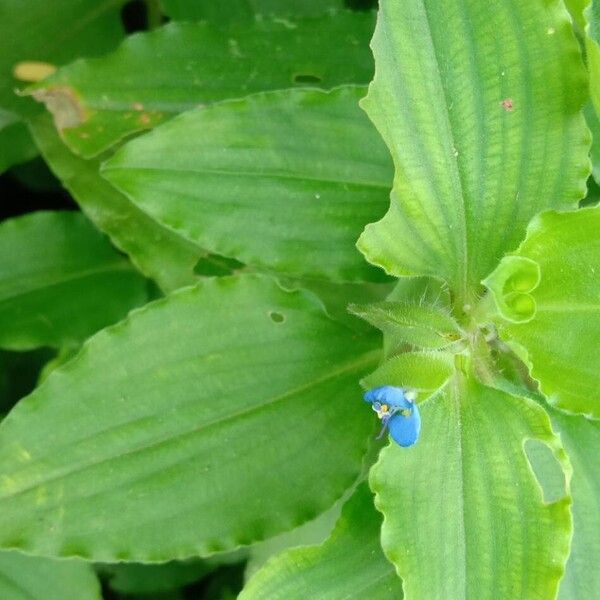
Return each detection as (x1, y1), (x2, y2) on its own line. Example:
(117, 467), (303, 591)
(27, 86), (86, 130)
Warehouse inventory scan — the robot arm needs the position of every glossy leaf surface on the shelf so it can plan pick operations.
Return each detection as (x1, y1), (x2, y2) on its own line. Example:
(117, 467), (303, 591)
(103, 87), (392, 282)
(29, 115), (203, 292)
(27, 14), (375, 157)
(0, 275), (378, 561)
(358, 0), (589, 302)
(0, 211), (147, 350)
(370, 374), (571, 600)
(484, 207), (600, 418)
(240, 483), (401, 600)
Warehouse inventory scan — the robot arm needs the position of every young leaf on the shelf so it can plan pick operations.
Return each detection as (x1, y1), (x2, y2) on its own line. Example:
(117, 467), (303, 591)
(160, 0), (343, 22)
(483, 207), (600, 418)
(102, 87), (392, 282)
(239, 483), (401, 600)
(0, 275), (379, 561)
(361, 351), (454, 401)
(28, 115), (203, 292)
(349, 300), (462, 349)
(26, 14), (376, 157)
(549, 409), (600, 600)
(370, 374), (572, 600)
(0, 211), (147, 350)
(0, 550), (100, 599)
(358, 0), (589, 303)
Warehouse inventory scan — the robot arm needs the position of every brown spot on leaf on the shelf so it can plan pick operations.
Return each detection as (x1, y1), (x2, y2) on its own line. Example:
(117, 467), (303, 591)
(30, 86), (86, 129)
(138, 113), (151, 126)
(501, 98), (514, 112)
(132, 102), (144, 111)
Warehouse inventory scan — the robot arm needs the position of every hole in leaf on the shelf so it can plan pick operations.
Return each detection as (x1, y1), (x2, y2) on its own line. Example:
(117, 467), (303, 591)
(293, 73), (323, 84)
(269, 311), (285, 323)
(524, 439), (566, 503)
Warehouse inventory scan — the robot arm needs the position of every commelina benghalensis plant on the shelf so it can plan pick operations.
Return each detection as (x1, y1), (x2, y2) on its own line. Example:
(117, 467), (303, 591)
(0, 0), (599, 598)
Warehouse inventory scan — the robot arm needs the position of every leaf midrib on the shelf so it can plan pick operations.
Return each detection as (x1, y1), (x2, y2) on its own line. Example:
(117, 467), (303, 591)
(104, 165), (391, 192)
(0, 348), (381, 501)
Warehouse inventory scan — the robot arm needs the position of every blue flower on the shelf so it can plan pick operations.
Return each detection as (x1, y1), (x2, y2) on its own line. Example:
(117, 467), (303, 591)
(364, 385), (421, 447)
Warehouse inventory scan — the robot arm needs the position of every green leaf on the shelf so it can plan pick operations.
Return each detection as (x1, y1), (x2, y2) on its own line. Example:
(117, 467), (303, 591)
(358, 0), (589, 303)
(103, 87), (391, 282)
(28, 115), (203, 292)
(483, 206), (600, 418)
(160, 0), (343, 22)
(0, 0), (125, 167)
(244, 503), (342, 582)
(0, 275), (379, 561)
(349, 300), (462, 349)
(481, 256), (541, 323)
(0, 110), (37, 174)
(239, 483), (401, 600)
(587, 1), (600, 116)
(0, 550), (100, 600)
(0, 211), (147, 350)
(361, 351), (454, 401)
(370, 373), (572, 600)
(27, 14), (375, 158)
(549, 408), (600, 599)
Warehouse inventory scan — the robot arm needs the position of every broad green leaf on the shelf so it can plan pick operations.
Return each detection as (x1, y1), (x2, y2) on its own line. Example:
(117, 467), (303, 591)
(370, 373), (571, 600)
(0, 550), (100, 600)
(240, 483), (401, 600)
(0, 110), (37, 174)
(27, 14), (375, 157)
(483, 207), (600, 418)
(160, 0), (343, 22)
(28, 115), (203, 292)
(349, 300), (462, 349)
(103, 87), (392, 282)
(0, 275), (379, 561)
(587, 1), (600, 115)
(550, 409), (600, 599)
(0, 0), (125, 164)
(0, 211), (147, 350)
(361, 351), (454, 401)
(358, 0), (589, 303)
